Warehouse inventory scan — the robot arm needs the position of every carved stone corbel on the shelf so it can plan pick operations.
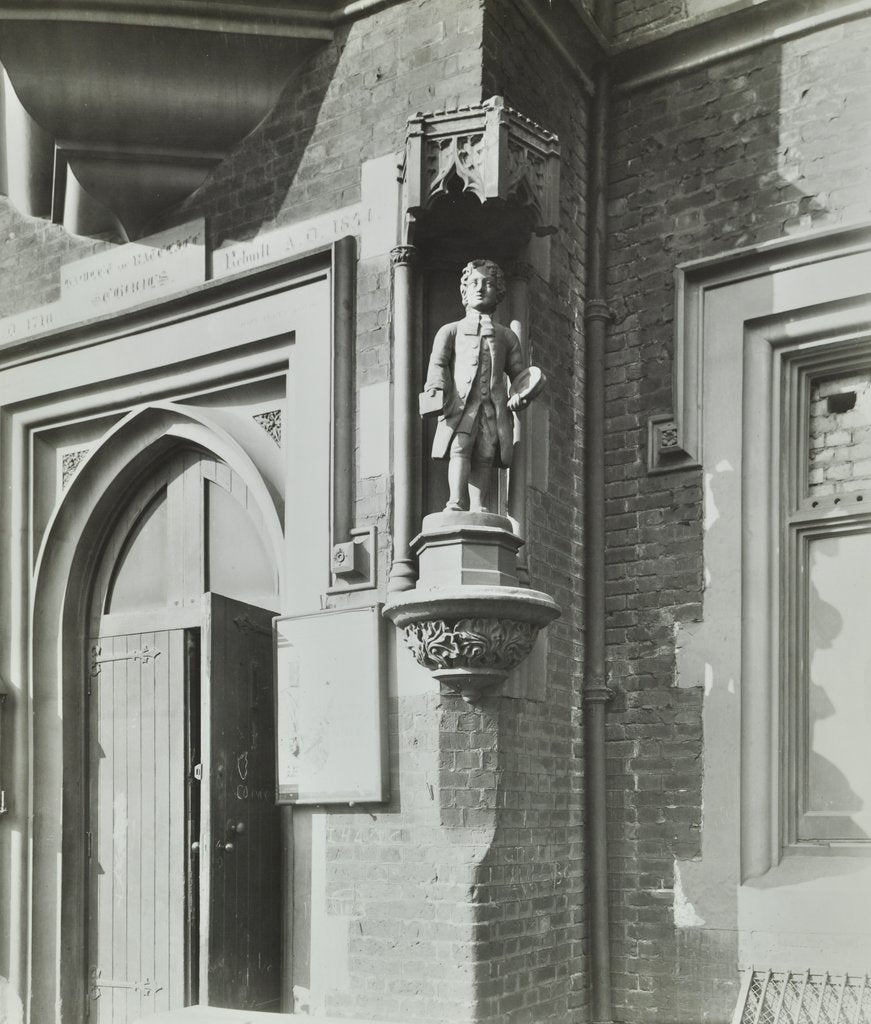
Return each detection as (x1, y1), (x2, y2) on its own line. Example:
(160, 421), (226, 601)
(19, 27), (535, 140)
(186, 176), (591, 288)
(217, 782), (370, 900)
(384, 511), (560, 701)
(402, 96), (560, 242)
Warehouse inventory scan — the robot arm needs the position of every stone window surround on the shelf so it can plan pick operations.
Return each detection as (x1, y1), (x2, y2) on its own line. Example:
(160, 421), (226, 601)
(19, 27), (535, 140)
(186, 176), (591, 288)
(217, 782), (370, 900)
(671, 222), (871, 971)
(676, 229), (871, 873)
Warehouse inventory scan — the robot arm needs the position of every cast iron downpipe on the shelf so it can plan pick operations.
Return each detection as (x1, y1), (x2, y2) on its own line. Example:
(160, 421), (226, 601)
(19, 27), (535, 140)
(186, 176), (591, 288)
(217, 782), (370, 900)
(584, 55), (615, 1024)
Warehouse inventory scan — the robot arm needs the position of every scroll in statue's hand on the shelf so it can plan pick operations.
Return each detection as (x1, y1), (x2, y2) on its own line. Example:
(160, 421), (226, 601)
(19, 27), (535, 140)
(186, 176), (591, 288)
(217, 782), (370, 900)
(508, 366), (546, 413)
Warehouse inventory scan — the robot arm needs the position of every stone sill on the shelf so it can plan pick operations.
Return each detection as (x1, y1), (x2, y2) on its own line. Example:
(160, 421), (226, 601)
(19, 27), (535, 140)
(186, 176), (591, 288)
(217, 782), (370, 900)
(137, 1009), (395, 1024)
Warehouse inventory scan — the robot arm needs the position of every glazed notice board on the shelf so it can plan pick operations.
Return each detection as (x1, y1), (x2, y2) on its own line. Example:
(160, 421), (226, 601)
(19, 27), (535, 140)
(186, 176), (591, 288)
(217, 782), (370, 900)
(274, 604), (387, 804)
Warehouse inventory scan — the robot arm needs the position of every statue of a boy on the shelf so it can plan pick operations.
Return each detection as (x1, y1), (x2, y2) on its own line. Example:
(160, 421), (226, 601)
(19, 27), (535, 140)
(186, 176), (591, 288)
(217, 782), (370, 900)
(421, 259), (538, 513)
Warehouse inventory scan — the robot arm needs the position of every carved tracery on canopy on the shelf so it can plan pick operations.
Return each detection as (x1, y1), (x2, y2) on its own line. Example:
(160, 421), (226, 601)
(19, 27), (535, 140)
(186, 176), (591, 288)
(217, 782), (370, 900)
(403, 96), (560, 243)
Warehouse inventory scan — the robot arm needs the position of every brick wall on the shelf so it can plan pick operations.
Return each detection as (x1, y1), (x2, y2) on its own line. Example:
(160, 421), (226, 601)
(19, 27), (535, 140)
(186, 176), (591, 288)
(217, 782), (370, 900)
(809, 374), (871, 497)
(611, 0), (743, 45)
(315, 690), (491, 1023)
(0, 201), (110, 318)
(613, 0), (688, 43)
(173, 0), (484, 249)
(605, 19), (871, 1024)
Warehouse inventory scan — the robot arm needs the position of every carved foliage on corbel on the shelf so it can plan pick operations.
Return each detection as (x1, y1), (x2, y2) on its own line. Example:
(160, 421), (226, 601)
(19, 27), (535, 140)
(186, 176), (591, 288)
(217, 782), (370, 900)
(403, 617), (538, 674)
(404, 96), (560, 235)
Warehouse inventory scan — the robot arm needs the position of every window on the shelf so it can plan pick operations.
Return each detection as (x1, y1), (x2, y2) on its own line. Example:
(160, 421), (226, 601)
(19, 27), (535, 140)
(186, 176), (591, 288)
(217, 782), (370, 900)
(783, 355), (871, 845)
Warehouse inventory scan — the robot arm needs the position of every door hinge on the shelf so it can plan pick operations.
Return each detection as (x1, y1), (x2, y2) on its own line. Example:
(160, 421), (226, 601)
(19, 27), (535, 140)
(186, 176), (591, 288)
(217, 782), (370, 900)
(89, 644), (162, 683)
(192, 763), (203, 782)
(86, 831), (92, 860)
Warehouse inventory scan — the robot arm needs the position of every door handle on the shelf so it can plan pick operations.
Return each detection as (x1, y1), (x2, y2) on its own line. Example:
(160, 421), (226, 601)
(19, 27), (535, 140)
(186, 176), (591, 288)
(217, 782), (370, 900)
(215, 821), (245, 851)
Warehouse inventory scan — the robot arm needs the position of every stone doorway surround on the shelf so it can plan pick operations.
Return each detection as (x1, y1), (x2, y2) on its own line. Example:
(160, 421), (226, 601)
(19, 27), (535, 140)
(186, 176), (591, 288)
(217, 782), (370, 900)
(1, 249), (341, 1021)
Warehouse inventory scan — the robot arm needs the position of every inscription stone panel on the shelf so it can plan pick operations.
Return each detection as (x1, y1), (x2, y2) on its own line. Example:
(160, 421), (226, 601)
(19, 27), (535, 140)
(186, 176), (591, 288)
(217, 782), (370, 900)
(60, 219), (206, 314)
(213, 205), (371, 280)
(0, 219), (205, 347)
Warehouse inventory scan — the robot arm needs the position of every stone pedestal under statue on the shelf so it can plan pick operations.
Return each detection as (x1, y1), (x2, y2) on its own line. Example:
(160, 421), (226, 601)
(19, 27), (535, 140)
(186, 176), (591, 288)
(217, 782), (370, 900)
(384, 510), (559, 701)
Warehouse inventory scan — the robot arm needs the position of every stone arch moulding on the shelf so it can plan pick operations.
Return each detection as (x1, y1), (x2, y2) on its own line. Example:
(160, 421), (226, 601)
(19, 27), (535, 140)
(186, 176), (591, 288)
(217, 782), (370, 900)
(38, 401), (286, 598)
(401, 95), (561, 247)
(28, 402), (285, 1019)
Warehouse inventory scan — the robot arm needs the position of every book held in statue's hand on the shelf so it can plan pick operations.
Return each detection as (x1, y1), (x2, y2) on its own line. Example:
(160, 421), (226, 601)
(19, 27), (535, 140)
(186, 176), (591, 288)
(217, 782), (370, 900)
(419, 389), (444, 417)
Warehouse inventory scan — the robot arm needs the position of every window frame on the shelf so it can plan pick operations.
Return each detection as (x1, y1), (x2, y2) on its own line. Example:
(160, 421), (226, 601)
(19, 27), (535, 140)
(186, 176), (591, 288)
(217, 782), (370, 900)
(780, 339), (871, 850)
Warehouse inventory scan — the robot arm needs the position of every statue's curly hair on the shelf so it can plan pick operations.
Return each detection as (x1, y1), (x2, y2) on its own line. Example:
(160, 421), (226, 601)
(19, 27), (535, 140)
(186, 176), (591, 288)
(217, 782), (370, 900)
(460, 259), (506, 304)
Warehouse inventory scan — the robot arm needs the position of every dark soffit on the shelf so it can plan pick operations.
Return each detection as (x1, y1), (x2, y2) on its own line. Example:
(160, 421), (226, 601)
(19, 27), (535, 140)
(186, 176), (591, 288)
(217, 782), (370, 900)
(0, 3), (337, 238)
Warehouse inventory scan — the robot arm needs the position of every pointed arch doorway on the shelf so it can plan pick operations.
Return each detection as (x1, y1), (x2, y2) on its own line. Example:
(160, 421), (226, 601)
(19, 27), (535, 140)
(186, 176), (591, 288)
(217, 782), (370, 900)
(84, 444), (282, 1021)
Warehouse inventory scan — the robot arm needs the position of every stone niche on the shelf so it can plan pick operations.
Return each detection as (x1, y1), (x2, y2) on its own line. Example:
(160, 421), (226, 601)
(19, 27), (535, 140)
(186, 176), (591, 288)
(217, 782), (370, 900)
(384, 96), (563, 702)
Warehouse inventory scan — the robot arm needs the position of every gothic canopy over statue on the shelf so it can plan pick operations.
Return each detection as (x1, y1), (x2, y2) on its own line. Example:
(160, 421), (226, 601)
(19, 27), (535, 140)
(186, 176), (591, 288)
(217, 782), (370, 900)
(402, 96), (561, 247)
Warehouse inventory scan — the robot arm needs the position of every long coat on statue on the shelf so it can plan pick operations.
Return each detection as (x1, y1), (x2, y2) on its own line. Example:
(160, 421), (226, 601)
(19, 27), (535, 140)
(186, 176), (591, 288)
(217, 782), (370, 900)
(425, 311), (526, 469)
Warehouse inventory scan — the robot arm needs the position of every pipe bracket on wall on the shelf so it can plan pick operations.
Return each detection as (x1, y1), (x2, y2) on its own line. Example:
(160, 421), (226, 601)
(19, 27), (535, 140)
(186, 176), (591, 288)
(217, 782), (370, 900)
(327, 525), (378, 593)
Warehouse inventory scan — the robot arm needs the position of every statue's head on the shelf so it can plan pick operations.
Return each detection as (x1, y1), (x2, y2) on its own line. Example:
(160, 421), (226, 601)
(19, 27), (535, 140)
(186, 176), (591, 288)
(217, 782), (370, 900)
(460, 259), (506, 312)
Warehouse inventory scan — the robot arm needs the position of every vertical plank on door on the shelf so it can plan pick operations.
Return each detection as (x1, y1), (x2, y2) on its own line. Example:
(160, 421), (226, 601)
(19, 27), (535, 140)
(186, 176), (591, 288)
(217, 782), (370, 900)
(88, 630), (186, 1023)
(152, 631), (171, 1013)
(113, 635), (128, 1022)
(127, 634), (142, 1022)
(167, 628), (186, 1007)
(140, 631), (156, 1011)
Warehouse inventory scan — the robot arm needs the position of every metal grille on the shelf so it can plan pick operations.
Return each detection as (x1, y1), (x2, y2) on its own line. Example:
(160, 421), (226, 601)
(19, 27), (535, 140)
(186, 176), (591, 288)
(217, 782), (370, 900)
(734, 971), (871, 1024)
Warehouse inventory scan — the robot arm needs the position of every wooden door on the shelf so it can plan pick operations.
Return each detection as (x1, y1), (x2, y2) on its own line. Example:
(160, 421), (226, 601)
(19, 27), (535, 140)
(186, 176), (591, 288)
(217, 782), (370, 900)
(200, 593), (281, 1010)
(87, 630), (188, 1021)
(85, 450), (282, 1020)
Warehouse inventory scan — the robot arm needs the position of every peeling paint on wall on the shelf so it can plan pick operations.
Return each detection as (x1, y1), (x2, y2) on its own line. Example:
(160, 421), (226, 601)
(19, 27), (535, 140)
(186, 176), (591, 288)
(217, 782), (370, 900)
(0, 977), (23, 1024)
(673, 860), (706, 928)
(705, 461), (734, 532)
(704, 663), (714, 696)
(704, 473), (720, 530)
(673, 619), (708, 690)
